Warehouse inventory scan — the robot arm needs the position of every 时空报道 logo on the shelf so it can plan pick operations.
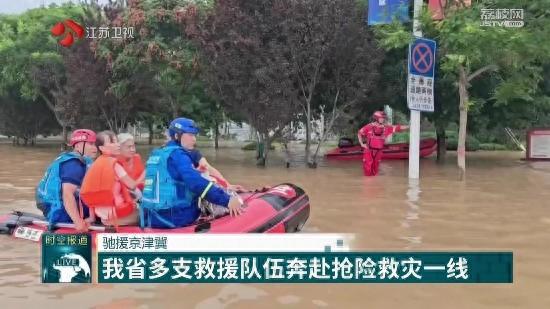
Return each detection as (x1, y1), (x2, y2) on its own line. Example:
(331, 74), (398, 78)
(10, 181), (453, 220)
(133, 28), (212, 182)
(42, 234), (92, 283)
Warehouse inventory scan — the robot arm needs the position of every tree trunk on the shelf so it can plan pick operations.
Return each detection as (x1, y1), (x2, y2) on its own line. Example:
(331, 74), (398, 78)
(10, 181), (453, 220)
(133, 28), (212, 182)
(436, 124), (447, 161)
(305, 106), (312, 165)
(311, 90), (343, 168)
(311, 125), (331, 168)
(456, 63), (498, 176)
(319, 110), (325, 143)
(249, 125), (255, 141)
(262, 137), (271, 167)
(255, 131), (260, 160)
(147, 121), (154, 145)
(457, 66), (469, 180)
(170, 97), (178, 118)
(311, 115), (328, 168)
(214, 119), (219, 150)
(283, 142), (290, 168)
(62, 126), (69, 151)
(256, 133), (266, 166)
(40, 93), (67, 140)
(225, 120), (230, 137)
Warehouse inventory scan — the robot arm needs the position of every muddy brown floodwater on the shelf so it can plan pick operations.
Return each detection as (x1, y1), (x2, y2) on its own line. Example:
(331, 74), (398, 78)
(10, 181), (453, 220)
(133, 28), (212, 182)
(1, 143), (550, 308)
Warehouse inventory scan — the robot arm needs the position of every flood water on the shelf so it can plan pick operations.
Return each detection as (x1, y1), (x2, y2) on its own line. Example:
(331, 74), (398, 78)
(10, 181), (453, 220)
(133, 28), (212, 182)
(1, 142), (550, 308)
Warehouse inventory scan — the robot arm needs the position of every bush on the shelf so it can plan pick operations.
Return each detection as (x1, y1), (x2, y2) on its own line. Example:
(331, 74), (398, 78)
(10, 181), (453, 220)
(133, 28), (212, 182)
(241, 142), (275, 151)
(391, 132), (409, 143)
(196, 135), (211, 142)
(446, 135), (480, 151)
(242, 142), (257, 150)
(479, 143), (508, 151)
(391, 131), (436, 143)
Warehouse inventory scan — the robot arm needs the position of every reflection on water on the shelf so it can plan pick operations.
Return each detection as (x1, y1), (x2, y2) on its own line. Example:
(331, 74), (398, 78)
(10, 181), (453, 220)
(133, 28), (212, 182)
(1, 143), (550, 308)
(194, 284), (269, 309)
(400, 179), (422, 249)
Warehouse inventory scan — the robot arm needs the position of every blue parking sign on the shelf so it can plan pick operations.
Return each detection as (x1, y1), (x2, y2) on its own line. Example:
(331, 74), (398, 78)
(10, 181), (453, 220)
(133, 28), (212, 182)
(408, 37), (437, 78)
(407, 37), (437, 112)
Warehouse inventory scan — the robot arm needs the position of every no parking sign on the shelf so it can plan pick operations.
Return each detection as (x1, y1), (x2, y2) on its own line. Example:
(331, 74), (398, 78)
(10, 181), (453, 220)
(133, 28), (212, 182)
(407, 37), (437, 112)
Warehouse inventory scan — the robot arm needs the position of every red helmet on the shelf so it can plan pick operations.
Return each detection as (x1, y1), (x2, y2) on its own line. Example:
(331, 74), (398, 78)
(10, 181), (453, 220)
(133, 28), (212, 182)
(69, 129), (96, 146)
(373, 111), (386, 120)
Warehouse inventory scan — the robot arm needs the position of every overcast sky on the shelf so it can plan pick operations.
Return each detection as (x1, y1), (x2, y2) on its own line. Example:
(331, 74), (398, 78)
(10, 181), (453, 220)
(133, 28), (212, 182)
(0, 0), (110, 14)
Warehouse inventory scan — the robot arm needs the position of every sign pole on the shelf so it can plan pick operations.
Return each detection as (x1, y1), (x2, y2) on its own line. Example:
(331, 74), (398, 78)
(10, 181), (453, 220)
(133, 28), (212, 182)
(385, 105), (393, 143)
(409, 0), (423, 180)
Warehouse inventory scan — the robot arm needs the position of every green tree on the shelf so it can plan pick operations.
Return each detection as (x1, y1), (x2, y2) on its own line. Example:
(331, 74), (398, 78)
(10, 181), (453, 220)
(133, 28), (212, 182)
(307, 0), (384, 167)
(0, 5), (85, 144)
(99, 0), (224, 140)
(92, 1), (163, 133)
(0, 88), (59, 145)
(377, 0), (550, 178)
(189, 0), (300, 166)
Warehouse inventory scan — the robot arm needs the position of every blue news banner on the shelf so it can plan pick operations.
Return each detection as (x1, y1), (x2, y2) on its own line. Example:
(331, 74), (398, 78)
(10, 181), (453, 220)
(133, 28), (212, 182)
(97, 252), (513, 284)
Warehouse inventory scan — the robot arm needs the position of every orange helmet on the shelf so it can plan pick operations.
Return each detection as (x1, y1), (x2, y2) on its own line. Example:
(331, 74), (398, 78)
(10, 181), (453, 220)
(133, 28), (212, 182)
(69, 129), (96, 146)
(373, 111), (386, 120)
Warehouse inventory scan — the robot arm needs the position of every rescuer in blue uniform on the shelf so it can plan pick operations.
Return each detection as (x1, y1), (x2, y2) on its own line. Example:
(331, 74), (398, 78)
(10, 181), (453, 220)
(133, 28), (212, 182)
(140, 117), (243, 228)
(36, 129), (98, 231)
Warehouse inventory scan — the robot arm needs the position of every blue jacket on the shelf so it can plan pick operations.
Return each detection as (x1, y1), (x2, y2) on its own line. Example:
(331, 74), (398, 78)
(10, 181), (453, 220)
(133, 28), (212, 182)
(143, 141), (230, 228)
(36, 152), (92, 224)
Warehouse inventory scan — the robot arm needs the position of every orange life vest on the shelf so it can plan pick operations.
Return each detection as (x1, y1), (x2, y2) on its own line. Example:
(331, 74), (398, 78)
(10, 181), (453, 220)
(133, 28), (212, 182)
(118, 154), (145, 191)
(366, 123), (387, 149)
(80, 154), (135, 218)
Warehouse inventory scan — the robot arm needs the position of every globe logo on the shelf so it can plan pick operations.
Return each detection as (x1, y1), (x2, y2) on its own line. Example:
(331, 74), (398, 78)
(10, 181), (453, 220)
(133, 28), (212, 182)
(51, 253), (91, 283)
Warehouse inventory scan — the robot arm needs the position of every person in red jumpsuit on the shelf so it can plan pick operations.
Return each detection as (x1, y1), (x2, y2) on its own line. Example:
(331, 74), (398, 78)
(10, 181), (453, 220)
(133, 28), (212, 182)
(357, 111), (409, 176)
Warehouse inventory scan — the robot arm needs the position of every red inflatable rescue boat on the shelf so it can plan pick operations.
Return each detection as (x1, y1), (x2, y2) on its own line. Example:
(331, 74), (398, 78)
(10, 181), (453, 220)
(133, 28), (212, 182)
(325, 137), (437, 160)
(0, 184), (310, 244)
